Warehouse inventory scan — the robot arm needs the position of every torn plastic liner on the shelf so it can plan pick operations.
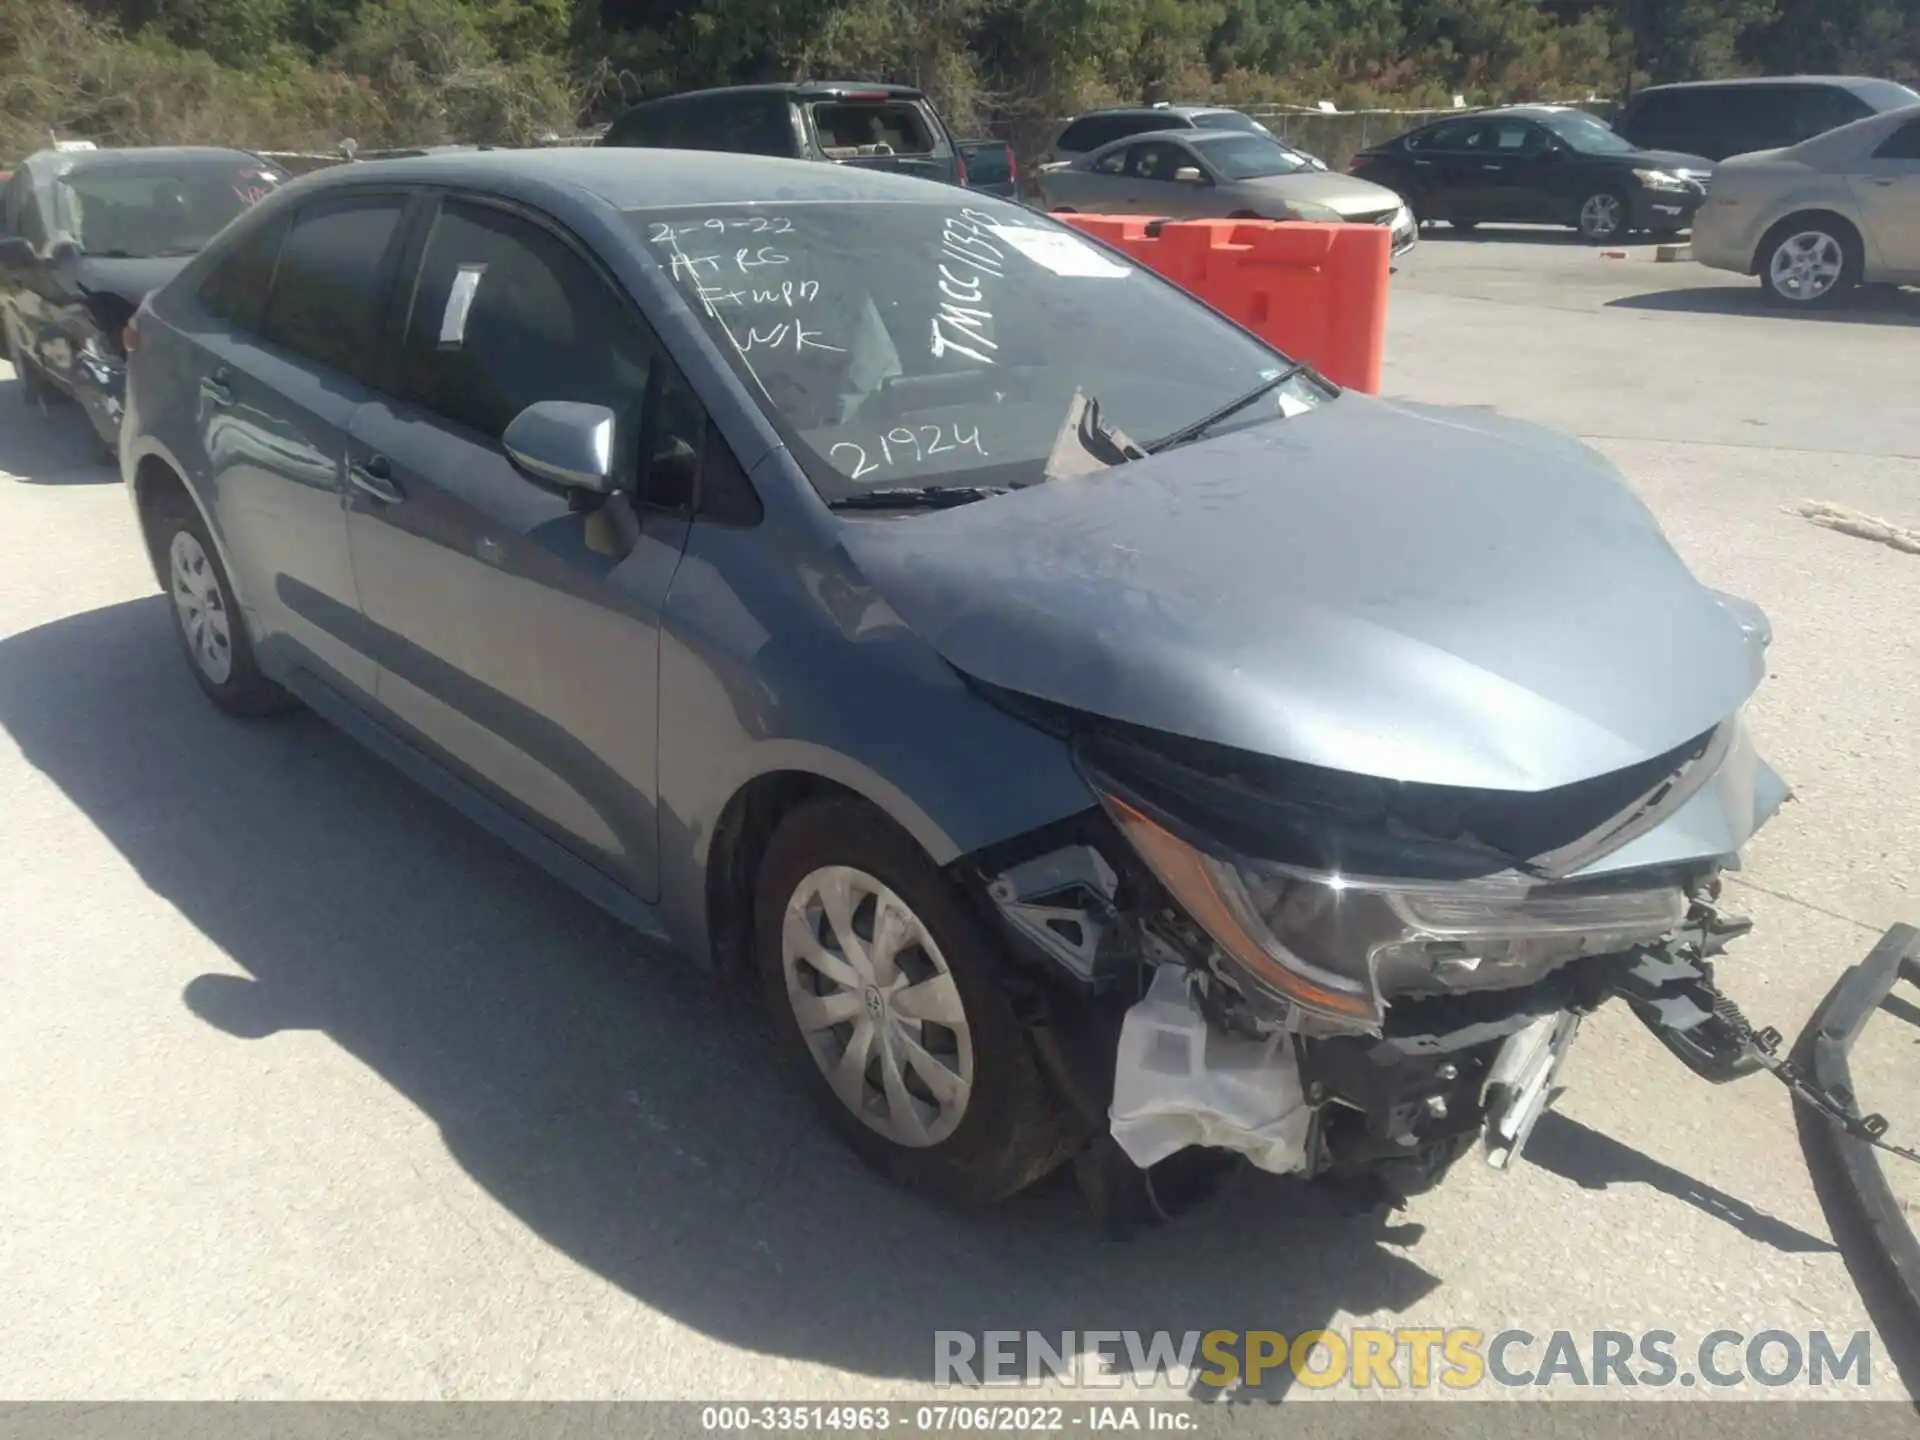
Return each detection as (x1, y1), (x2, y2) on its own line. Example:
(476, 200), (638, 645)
(1109, 964), (1312, 1174)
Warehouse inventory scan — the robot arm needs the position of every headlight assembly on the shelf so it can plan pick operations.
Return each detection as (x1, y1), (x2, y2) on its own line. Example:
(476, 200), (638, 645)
(1633, 168), (1689, 192)
(1095, 784), (1689, 1033)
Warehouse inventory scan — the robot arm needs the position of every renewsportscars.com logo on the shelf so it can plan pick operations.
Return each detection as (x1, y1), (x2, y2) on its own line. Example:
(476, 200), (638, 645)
(933, 1328), (1874, 1391)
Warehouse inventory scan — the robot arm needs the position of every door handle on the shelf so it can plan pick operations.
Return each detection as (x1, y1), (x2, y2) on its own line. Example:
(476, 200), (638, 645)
(199, 371), (234, 407)
(1482, 163), (1504, 171)
(1413, 159), (1433, 167)
(348, 454), (404, 504)
(1867, 177), (1896, 186)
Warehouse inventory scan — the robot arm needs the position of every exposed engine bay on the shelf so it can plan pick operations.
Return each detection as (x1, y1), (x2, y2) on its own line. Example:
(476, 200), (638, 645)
(959, 672), (1848, 1231)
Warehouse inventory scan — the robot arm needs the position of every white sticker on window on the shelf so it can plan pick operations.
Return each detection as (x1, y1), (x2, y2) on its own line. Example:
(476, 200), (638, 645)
(987, 225), (1131, 278)
(438, 263), (486, 346)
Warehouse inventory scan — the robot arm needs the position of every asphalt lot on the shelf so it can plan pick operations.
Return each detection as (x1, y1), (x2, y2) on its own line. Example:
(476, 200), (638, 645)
(3, 226), (1919, 1403)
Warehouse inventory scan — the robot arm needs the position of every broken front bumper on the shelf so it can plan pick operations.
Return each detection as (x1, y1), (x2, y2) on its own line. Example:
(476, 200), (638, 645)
(1800, 925), (1920, 1326)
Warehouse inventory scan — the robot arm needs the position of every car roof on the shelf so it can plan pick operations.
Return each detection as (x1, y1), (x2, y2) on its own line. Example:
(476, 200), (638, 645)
(1073, 104), (1234, 120)
(622, 81), (925, 107)
(27, 145), (267, 176)
(1628, 75), (1908, 97)
(285, 145), (964, 210)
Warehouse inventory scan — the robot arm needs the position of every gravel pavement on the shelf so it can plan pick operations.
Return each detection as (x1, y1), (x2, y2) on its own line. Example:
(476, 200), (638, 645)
(2, 228), (1918, 1403)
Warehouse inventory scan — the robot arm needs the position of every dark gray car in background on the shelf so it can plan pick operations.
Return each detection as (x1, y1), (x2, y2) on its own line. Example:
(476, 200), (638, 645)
(0, 146), (286, 451)
(120, 149), (1792, 1219)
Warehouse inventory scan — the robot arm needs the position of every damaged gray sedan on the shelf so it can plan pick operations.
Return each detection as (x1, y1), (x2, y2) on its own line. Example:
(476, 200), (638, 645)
(124, 152), (1793, 1222)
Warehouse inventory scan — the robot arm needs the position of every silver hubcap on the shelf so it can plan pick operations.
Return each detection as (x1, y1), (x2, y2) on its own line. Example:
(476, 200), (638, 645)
(168, 530), (233, 685)
(1769, 231), (1844, 301)
(782, 865), (974, 1147)
(1581, 193), (1622, 238)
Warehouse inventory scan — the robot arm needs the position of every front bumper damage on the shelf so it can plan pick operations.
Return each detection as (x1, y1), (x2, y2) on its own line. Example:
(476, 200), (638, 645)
(970, 689), (1844, 1230)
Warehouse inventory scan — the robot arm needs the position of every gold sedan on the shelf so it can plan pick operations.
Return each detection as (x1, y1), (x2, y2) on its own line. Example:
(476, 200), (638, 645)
(1691, 103), (1920, 307)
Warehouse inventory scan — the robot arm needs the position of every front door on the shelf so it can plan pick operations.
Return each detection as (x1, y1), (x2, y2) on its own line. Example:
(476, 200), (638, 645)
(343, 196), (699, 900)
(1122, 140), (1211, 216)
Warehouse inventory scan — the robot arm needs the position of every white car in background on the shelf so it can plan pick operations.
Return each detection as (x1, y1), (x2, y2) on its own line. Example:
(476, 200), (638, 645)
(1691, 103), (1920, 307)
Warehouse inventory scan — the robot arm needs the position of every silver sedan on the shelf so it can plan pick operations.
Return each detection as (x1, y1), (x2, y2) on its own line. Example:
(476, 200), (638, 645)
(1035, 128), (1418, 255)
(1691, 103), (1920, 307)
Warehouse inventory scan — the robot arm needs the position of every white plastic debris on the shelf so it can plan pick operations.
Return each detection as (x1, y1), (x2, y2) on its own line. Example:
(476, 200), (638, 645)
(1108, 965), (1312, 1175)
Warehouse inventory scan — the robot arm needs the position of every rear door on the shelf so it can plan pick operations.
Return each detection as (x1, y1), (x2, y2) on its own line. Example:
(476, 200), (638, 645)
(192, 189), (412, 702)
(803, 94), (958, 184)
(1852, 115), (1920, 278)
(1465, 118), (1554, 221)
(343, 194), (701, 899)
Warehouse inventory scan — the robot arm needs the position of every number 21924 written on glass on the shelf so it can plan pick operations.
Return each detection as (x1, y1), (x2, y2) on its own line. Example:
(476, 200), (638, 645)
(831, 423), (987, 480)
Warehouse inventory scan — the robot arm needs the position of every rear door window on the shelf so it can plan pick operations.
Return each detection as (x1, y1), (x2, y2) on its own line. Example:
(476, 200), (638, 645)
(1875, 118), (1920, 161)
(257, 194), (406, 385)
(1056, 116), (1120, 152)
(604, 102), (685, 148)
(1787, 85), (1870, 141)
(809, 100), (939, 158)
(1408, 118), (1480, 151)
(198, 212), (289, 331)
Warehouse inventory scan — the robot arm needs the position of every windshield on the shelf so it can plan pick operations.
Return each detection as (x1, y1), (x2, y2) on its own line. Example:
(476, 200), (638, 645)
(1194, 133), (1315, 179)
(57, 157), (283, 258)
(1540, 111), (1637, 155)
(629, 199), (1325, 502)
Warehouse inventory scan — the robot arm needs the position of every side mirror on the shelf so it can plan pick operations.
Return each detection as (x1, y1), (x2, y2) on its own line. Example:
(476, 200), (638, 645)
(1173, 166), (1206, 184)
(502, 400), (620, 496)
(0, 237), (36, 271)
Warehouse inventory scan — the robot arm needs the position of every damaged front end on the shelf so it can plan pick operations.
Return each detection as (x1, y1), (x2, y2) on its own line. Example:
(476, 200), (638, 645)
(968, 683), (1793, 1226)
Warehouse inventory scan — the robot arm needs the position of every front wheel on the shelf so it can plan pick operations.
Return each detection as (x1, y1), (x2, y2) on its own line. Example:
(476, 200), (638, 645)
(754, 798), (1073, 1206)
(1758, 221), (1860, 308)
(1576, 189), (1629, 244)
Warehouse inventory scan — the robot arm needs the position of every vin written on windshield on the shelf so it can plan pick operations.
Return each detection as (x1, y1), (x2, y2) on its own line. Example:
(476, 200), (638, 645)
(630, 199), (1318, 503)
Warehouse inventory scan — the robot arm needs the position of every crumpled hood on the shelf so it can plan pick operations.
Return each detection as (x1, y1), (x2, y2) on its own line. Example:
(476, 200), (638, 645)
(838, 394), (1764, 793)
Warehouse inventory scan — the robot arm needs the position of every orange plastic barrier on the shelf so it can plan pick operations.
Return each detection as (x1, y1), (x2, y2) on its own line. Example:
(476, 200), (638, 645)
(1056, 215), (1391, 395)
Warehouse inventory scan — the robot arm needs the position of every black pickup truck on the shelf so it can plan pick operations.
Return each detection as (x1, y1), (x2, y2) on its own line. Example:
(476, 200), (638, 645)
(603, 81), (1018, 199)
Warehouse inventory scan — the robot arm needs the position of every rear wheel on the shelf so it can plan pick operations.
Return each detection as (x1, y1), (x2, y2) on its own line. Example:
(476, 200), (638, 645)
(1450, 218), (1478, 234)
(1757, 218), (1860, 308)
(754, 798), (1072, 1206)
(1576, 188), (1629, 243)
(144, 484), (292, 717)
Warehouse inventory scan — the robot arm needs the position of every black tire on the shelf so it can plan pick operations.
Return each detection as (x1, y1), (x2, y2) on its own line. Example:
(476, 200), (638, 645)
(1649, 227), (1685, 242)
(143, 483), (293, 718)
(1756, 216), (1861, 309)
(1449, 218), (1478, 234)
(753, 797), (1073, 1206)
(1576, 188), (1630, 244)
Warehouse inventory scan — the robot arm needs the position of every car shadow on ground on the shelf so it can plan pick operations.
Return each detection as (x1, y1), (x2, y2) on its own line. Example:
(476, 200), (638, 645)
(0, 378), (117, 483)
(0, 594), (1452, 1397)
(1607, 286), (1920, 326)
